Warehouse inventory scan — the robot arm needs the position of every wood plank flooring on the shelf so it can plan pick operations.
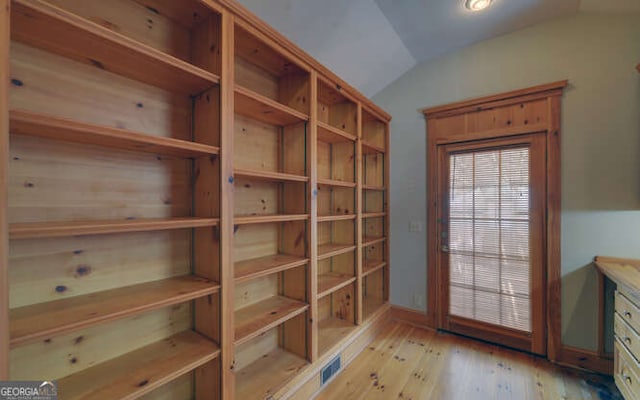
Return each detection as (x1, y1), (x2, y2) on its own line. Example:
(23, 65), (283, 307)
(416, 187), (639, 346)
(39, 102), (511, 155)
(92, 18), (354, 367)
(316, 322), (622, 400)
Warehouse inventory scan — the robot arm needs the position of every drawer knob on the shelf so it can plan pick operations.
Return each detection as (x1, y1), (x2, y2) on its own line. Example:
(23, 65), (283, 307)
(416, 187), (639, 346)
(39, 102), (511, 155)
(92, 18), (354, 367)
(626, 376), (632, 385)
(625, 311), (632, 319)
(624, 336), (632, 345)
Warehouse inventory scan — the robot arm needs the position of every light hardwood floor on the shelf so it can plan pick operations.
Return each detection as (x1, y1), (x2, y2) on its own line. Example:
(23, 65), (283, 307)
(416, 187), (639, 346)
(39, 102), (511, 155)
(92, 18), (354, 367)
(315, 322), (621, 400)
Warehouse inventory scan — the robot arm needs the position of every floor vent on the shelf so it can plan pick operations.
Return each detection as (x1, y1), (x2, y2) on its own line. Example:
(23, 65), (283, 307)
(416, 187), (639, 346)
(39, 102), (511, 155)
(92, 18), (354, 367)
(321, 355), (341, 386)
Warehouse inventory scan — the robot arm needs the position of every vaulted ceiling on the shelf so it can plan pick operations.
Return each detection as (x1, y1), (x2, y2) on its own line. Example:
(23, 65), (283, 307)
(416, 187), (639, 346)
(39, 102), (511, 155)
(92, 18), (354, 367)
(237, 0), (640, 97)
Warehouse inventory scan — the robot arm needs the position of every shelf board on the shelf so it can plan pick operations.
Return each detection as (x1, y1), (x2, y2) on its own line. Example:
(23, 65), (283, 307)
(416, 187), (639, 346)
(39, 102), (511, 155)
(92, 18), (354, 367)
(318, 317), (357, 357)
(235, 254), (309, 283)
(235, 296), (308, 346)
(318, 214), (356, 223)
(363, 298), (387, 322)
(362, 212), (386, 219)
(9, 217), (219, 240)
(234, 168), (309, 183)
(317, 178), (356, 188)
(12, 0), (220, 94)
(234, 214), (309, 225)
(318, 243), (356, 260)
(318, 273), (356, 299)
(363, 236), (386, 247)
(10, 110), (220, 158)
(363, 260), (386, 277)
(10, 276), (220, 347)
(317, 121), (356, 143)
(235, 85), (308, 126)
(362, 184), (386, 191)
(236, 347), (308, 400)
(59, 330), (220, 400)
(361, 141), (386, 154)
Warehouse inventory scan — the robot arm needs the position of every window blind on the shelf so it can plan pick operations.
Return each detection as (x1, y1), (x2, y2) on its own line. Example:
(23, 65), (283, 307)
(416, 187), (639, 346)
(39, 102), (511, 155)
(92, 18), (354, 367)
(448, 147), (531, 332)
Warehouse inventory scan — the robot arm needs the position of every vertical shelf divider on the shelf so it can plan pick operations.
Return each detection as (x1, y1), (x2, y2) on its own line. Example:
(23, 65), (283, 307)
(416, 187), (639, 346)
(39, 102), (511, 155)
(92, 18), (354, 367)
(355, 104), (364, 325)
(309, 72), (319, 362)
(220, 10), (236, 400)
(0, 0), (9, 380)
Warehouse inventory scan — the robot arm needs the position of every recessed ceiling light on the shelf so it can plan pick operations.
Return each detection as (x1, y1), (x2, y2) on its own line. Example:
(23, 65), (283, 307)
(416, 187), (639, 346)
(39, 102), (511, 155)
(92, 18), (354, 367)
(465, 0), (493, 11)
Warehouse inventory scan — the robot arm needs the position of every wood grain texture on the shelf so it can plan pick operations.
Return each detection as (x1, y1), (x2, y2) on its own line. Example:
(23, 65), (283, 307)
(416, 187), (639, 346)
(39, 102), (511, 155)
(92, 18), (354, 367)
(316, 322), (620, 400)
(57, 330), (219, 400)
(10, 110), (220, 157)
(234, 254), (308, 283)
(234, 85), (308, 126)
(234, 295), (308, 345)
(12, 0), (219, 94)
(0, 0), (9, 379)
(596, 256), (640, 302)
(10, 275), (219, 347)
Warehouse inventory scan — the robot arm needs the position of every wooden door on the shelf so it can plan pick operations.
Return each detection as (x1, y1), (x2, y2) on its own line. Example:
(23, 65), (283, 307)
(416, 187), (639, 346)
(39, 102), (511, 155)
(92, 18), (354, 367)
(437, 134), (547, 355)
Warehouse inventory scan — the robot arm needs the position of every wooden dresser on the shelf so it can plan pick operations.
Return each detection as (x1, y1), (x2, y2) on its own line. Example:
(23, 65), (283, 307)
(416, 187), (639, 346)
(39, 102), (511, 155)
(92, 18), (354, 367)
(596, 256), (640, 400)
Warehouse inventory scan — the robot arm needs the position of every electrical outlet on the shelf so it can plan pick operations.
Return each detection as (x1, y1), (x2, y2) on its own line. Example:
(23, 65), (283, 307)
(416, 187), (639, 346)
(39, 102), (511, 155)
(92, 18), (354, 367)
(409, 220), (422, 232)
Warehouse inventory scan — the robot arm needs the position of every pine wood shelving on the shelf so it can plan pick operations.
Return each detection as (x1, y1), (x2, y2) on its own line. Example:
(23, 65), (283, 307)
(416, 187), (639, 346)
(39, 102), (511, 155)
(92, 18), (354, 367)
(235, 347), (308, 400)
(234, 86), (308, 126)
(234, 254), (309, 283)
(1, 0), (391, 398)
(318, 273), (356, 299)
(9, 217), (220, 240)
(234, 168), (309, 183)
(318, 243), (356, 260)
(58, 330), (220, 400)
(10, 276), (219, 347)
(10, 110), (220, 158)
(234, 296), (309, 346)
(12, 0), (220, 94)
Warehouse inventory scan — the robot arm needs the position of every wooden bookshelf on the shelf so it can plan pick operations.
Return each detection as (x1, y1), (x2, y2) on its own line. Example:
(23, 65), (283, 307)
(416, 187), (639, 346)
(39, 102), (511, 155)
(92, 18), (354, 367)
(318, 273), (356, 299)
(235, 254), (309, 283)
(235, 86), (308, 126)
(317, 121), (356, 143)
(10, 110), (220, 157)
(318, 317), (357, 356)
(363, 236), (387, 247)
(12, 0), (220, 94)
(318, 244), (356, 260)
(317, 214), (356, 222)
(10, 276), (219, 346)
(234, 168), (309, 183)
(363, 260), (386, 277)
(234, 214), (309, 225)
(9, 218), (219, 240)
(58, 330), (220, 400)
(234, 296), (309, 345)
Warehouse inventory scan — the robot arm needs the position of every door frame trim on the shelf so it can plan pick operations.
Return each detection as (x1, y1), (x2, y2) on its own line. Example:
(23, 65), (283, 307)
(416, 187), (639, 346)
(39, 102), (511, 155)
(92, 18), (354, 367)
(422, 80), (567, 361)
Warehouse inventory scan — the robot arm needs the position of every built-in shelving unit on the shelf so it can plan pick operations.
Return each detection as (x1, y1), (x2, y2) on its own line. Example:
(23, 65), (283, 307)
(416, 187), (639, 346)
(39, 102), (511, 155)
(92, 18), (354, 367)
(0, 1), (391, 398)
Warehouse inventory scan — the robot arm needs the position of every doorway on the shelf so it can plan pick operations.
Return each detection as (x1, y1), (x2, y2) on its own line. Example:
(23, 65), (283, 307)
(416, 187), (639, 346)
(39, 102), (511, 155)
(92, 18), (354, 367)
(437, 134), (546, 354)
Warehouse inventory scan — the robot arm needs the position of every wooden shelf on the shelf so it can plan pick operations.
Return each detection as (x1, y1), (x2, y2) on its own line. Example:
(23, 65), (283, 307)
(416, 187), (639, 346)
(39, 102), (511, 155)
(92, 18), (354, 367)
(235, 296), (308, 346)
(234, 168), (309, 183)
(363, 236), (386, 247)
(12, 0), (220, 94)
(318, 273), (355, 299)
(10, 276), (220, 347)
(317, 178), (356, 188)
(235, 254), (309, 283)
(9, 217), (219, 240)
(58, 330), (220, 400)
(236, 347), (308, 400)
(362, 184), (386, 191)
(318, 243), (356, 260)
(234, 214), (309, 225)
(318, 317), (357, 356)
(318, 214), (356, 223)
(363, 298), (386, 321)
(10, 110), (220, 158)
(363, 260), (386, 277)
(317, 121), (356, 143)
(235, 85), (308, 126)
(362, 212), (386, 219)
(361, 140), (385, 154)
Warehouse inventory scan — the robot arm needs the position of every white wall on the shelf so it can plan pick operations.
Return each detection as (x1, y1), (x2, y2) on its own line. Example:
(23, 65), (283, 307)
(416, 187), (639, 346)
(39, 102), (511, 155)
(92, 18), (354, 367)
(373, 13), (640, 350)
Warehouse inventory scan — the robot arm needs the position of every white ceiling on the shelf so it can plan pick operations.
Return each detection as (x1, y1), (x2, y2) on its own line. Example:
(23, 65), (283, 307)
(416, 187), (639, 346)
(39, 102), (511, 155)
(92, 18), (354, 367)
(237, 0), (639, 97)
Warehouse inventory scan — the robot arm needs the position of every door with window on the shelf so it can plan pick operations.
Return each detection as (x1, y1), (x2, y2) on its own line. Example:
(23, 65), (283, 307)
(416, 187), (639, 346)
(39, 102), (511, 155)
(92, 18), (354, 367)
(437, 134), (547, 355)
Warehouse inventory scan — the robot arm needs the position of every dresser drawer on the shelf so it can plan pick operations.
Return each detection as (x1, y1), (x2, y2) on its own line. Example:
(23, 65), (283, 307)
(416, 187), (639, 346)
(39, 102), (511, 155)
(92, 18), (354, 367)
(615, 340), (640, 400)
(616, 290), (640, 334)
(616, 313), (640, 358)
